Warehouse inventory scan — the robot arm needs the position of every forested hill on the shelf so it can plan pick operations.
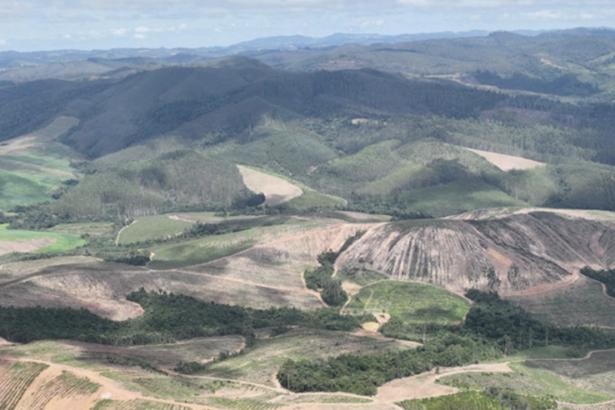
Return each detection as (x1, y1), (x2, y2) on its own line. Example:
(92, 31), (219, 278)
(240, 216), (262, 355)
(0, 58), (509, 158)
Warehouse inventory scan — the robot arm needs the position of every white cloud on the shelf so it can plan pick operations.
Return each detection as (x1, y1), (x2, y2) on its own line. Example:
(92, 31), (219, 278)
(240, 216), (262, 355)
(111, 28), (128, 36)
(135, 26), (151, 33)
(134, 33), (148, 39)
(0, 39), (6, 45)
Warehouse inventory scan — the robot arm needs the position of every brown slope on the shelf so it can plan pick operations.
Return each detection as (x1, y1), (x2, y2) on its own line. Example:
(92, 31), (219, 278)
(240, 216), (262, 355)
(337, 213), (615, 296)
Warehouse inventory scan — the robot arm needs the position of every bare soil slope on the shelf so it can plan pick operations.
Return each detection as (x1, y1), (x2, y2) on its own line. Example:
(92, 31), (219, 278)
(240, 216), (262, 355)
(237, 165), (303, 206)
(0, 218), (374, 318)
(466, 148), (545, 171)
(337, 213), (615, 295)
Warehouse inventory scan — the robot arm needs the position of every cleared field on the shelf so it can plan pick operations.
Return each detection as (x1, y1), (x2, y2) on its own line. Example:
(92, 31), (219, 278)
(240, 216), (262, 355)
(17, 370), (99, 410)
(149, 229), (257, 270)
(118, 216), (193, 245)
(149, 217), (339, 270)
(91, 400), (192, 410)
(118, 213), (261, 245)
(238, 165), (303, 206)
(528, 350), (615, 398)
(0, 256), (100, 285)
(507, 275), (615, 328)
(239, 165), (347, 210)
(47, 222), (115, 237)
(0, 361), (49, 410)
(466, 148), (545, 171)
(0, 261), (323, 319)
(344, 281), (470, 325)
(201, 328), (410, 387)
(0, 116), (79, 210)
(0, 224), (86, 256)
(438, 362), (611, 404)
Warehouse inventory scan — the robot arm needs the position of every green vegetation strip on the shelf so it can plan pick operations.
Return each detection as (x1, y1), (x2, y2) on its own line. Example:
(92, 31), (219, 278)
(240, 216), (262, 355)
(398, 390), (555, 410)
(0, 224), (85, 253)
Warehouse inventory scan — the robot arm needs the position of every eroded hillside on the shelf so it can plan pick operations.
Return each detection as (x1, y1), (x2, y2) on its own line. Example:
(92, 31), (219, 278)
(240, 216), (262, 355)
(337, 212), (615, 295)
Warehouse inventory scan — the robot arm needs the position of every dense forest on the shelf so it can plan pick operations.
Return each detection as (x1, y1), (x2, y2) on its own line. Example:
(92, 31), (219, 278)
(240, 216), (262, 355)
(0, 289), (370, 345)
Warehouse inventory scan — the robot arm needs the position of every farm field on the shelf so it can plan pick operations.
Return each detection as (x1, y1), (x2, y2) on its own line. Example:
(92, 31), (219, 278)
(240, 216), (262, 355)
(0, 255), (100, 285)
(17, 369), (100, 410)
(438, 362), (612, 404)
(117, 213), (260, 245)
(201, 328), (410, 387)
(506, 275), (615, 328)
(0, 361), (49, 410)
(48, 222), (115, 237)
(148, 216), (341, 270)
(118, 215), (193, 245)
(0, 224), (86, 256)
(527, 350), (615, 399)
(344, 281), (470, 325)
(0, 116), (80, 210)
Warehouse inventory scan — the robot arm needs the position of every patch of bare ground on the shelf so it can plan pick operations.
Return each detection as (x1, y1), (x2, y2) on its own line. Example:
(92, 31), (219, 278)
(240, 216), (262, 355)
(375, 362), (512, 403)
(338, 213), (615, 296)
(466, 148), (545, 171)
(0, 238), (56, 257)
(0, 256), (99, 285)
(447, 207), (615, 226)
(237, 165), (303, 206)
(507, 274), (615, 328)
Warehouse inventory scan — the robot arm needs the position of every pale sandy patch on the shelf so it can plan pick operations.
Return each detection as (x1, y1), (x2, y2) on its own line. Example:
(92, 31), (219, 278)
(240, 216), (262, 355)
(467, 148), (545, 171)
(362, 322), (380, 332)
(237, 165), (303, 206)
(0, 238), (56, 256)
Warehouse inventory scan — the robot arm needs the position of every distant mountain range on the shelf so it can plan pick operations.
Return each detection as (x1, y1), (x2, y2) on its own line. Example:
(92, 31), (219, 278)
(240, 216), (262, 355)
(5, 27), (615, 71)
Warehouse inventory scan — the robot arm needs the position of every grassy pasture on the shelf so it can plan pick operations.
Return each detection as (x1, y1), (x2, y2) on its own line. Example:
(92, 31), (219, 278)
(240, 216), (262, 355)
(118, 215), (193, 245)
(344, 281), (470, 325)
(118, 213), (261, 245)
(0, 224), (86, 254)
(0, 116), (79, 210)
(438, 362), (612, 404)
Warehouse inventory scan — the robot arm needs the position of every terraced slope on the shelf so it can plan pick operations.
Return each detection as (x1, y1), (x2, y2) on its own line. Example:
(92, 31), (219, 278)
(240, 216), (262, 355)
(337, 212), (615, 295)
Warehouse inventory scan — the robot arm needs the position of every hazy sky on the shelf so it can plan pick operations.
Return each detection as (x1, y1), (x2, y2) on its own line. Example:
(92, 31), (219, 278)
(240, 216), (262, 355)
(1, 0), (614, 51)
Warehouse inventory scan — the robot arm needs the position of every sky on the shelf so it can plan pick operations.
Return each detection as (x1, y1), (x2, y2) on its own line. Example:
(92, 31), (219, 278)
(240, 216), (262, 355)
(1, 0), (614, 51)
